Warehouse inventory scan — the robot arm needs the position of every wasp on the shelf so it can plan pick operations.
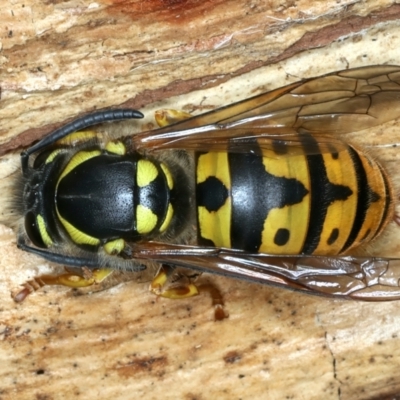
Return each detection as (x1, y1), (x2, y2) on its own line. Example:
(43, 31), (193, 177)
(9, 64), (400, 303)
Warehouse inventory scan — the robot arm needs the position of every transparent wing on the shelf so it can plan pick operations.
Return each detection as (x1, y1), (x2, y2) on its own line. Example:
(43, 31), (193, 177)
(129, 242), (400, 301)
(134, 125), (349, 156)
(132, 65), (400, 154)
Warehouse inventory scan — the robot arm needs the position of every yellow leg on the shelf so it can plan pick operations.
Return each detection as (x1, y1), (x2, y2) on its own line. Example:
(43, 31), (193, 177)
(150, 265), (199, 299)
(150, 265), (229, 320)
(13, 268), (114, 303)
(55, 130), (99, 146)
(154, 109), (192, 127)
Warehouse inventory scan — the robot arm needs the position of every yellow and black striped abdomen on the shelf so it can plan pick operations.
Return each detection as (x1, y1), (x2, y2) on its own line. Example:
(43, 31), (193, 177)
(196, 139), (393, 255)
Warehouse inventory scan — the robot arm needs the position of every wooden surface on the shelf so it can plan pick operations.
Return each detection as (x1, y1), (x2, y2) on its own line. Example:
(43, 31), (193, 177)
(2, 1), (400, 399)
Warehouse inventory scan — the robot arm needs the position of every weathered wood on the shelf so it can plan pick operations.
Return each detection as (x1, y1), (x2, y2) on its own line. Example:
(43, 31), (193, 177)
(2, 0), (400, 151)
(2, 1), (400, 399)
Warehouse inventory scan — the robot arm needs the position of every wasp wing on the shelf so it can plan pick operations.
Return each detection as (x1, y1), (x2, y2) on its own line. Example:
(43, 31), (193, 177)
(132, 65), (400, 154)
(129, 242), (400, 301)
(133, 125), (348, 156)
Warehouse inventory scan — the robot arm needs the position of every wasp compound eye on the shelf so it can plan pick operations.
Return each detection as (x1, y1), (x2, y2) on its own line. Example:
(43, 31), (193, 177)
(24, 211), (46, 248)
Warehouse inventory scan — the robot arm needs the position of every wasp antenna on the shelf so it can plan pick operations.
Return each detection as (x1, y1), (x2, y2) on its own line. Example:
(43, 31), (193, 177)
(21, 109), (144, 174)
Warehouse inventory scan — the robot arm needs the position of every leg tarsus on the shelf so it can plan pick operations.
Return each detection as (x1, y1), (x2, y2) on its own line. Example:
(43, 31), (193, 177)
(196, 282), (229, 321)
(150, 265), (199, 298)
(214, 304), (229, 321)
(150, 265), (229, 320)
(13, 268), (114, 302)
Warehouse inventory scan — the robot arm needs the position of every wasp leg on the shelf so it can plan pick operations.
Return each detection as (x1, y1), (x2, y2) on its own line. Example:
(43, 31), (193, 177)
(56, 130), (127, 157)
(196, 282), (229, 321)
(154, 109), (193, 127)
(55, 130), (99, 146)
(150, 265), (199, 298)
(13, 268), (114, 303)
(150, 265), (228, 320)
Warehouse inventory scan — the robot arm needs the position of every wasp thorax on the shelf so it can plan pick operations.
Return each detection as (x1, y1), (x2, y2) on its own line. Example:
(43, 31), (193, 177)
(54, 151), (175, 245)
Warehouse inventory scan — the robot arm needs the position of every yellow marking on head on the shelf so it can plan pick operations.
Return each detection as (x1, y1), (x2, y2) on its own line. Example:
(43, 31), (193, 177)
(159, 204), (174, 232)
(36, 215), (53, 247)
(137, 160), (158, 188)
(57, 211), (100, 246)
(160, 163), (174, 190)
(105, 141), (126, 155)
(104, 238), (125, 255)
(45, 149), (62, 164)
(136, 204), (158, 234)
(59, 150), (101, 181)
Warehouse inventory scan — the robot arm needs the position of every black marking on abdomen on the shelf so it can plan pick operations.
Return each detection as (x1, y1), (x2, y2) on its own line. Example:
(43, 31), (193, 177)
(229, 152), (308, 252)
(341, 147), (376, 252)
(327, 228), (339, 245)
(327, 144), (339, 160)
(374, 163), (392, 237)
(301, 134), (353, 254)
(272, 140), (288, 155)
(197, 176), (229, 212)
(274, 228), (290, 246)
(360, 228), (371, 242)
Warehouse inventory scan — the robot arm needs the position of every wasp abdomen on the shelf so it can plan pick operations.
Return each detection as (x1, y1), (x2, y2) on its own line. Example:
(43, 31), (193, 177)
(196, 139), (393, 255)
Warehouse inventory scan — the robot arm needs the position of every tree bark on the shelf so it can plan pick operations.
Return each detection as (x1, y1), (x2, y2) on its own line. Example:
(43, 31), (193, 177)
(2, 1), (400, 399)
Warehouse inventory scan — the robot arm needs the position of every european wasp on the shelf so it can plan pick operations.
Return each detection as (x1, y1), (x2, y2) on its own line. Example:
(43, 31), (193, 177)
(9, 65), (400, 302)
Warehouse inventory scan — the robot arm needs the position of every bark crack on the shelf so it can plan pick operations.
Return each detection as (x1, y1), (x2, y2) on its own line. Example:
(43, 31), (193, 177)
(325, 331), (341, 400)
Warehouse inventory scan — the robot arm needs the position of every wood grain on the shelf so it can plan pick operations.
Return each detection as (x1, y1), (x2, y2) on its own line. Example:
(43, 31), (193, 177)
(2, 1), (400, 399)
